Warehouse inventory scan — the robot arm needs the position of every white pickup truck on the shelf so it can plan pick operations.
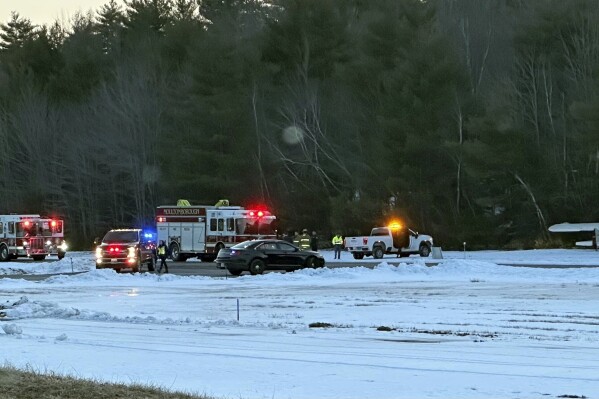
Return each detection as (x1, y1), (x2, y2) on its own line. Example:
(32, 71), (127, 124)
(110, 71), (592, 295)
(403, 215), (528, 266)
(344, 225), (433, 259)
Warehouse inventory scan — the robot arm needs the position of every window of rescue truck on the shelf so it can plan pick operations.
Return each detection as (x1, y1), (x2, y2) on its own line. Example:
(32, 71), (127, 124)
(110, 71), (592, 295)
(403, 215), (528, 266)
(235, 218), (276, 235)
(17, 221), (39, 236)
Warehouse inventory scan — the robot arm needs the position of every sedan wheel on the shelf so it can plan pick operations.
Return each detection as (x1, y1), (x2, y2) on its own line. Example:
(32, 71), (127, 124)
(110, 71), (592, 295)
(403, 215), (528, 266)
(305, 257), (318, 269)
(227, 268), (243, 276)
(249, 259), (266, 275)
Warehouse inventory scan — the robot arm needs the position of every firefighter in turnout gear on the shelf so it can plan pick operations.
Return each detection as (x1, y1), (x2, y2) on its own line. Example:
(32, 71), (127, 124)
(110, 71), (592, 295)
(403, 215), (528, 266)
(299, 229), (311, 250)
(157, 240), (168, 273)
(292, 231), (300, 247)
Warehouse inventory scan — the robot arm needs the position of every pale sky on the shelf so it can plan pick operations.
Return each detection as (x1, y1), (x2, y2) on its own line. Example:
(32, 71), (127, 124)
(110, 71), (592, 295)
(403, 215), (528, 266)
(0, 0), (126, 26)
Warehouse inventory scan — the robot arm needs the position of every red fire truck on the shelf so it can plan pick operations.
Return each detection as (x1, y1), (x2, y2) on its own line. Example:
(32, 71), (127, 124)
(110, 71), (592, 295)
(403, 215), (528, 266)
(156, 199), (277, 262)
(0, 214), (67, 261)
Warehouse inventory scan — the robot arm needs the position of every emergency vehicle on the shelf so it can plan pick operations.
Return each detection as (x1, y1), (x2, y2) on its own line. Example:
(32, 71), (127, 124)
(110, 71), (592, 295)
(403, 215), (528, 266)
(156, 199), (277, 261)
(0, 214), (68, 261)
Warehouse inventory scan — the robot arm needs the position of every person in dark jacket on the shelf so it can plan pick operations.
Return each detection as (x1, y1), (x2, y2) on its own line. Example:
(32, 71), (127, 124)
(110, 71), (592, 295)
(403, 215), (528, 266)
(310, 231), (318, 251)
(283, 230), (294, 244)
(157, 240), (168, 273)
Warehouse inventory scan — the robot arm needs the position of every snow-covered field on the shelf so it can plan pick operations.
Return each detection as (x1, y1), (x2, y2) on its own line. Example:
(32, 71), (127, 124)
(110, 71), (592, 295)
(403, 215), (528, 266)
(1, 250), (599, 398)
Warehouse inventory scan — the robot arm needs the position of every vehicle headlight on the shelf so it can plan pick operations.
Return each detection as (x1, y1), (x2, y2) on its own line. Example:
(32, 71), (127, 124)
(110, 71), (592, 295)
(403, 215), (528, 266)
(95, 247), (102, 258)
(127, 247), (136, 258)
(46, 240), (52, 246)
(22, 240), (28, 247)
(60, 241), (68, 251)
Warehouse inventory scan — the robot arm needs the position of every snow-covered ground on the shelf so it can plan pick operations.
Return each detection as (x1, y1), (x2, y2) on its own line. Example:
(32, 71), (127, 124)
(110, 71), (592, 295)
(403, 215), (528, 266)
(1, 249), (599, 398)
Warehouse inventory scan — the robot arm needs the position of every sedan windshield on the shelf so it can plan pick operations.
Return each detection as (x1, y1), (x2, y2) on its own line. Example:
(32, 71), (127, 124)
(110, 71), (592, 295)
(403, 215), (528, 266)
(102, 231), (139, 243)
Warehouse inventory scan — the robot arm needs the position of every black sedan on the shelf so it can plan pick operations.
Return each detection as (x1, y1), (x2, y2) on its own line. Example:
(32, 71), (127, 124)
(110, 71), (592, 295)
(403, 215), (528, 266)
(215, 239), (326, 276)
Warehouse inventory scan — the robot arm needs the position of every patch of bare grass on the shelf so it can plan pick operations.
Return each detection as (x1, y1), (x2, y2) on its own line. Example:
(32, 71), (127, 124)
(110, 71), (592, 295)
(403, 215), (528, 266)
(0, 365), (212, 399)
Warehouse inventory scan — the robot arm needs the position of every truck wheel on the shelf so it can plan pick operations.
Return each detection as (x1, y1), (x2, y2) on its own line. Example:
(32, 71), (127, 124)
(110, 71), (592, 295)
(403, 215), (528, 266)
(372, 246), (384, 259)
(135, 252), (142, 272)
(215, 243), (225, 256)
(32, 255), (46, 261)
(352, 253), (364, 260)
(419, 244), (431, 257)
(148, 256), (155, 272)
(0, 245), (9, 262)
(57, 252), (66, 260)
(169, 243), (183, 261)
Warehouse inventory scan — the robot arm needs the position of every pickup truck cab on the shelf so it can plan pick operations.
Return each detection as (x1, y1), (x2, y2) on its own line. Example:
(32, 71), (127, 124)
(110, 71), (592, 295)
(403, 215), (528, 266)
(344, 224), (433, 259)
(95, 229), (156, 272)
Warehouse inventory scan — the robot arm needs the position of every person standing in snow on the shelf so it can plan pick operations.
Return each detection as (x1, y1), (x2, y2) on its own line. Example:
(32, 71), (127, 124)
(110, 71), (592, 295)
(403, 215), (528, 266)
(332, 233), (343, 259)
(157, 240), (168, 273)
(310, 231), (319, 251)
(299, 229), (311, 250)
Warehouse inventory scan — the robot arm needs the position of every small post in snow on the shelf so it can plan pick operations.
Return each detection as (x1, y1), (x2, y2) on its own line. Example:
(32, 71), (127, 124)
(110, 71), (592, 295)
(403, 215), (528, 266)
(236, 298), (240, 321)
(463, 242), (467, 259)
(71, 257), (73, 273)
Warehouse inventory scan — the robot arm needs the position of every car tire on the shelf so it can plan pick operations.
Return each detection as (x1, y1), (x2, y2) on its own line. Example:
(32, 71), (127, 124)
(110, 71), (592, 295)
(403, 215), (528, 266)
(57, 252), (65, 260)
(249, 259), (266, 275)
(352, 252), (364, 260)
(419, 243), (431, 257)
(305, 256), (318, 269)
(0, 245), (9, 262)
(227, 268), (243, 276)
(372, 246), (384, 259)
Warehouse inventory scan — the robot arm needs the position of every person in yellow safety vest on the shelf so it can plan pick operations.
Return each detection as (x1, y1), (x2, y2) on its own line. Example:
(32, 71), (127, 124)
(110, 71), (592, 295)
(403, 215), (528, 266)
(299, 229), (311, 250)
(157, 240), (168, 273)
(332, 233), (343, 259)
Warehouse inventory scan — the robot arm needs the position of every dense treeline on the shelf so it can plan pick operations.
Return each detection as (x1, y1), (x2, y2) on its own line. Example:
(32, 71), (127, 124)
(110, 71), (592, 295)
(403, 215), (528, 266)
(1, 0), (598, 249)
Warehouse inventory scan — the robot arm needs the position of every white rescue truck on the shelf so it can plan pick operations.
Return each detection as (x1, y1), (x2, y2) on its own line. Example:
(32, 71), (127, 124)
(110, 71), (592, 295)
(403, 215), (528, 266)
(0, 214), (67, 261)
(344, 222), (433, 259)
(156, 199), (277, 262)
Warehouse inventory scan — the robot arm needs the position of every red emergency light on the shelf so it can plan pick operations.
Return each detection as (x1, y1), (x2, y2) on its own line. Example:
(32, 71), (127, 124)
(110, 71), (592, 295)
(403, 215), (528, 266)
(51, 220), (57, 228)
(248, 210), (266, 218)
(108, 246), (120, 253)
(23, 220), (31, 227)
